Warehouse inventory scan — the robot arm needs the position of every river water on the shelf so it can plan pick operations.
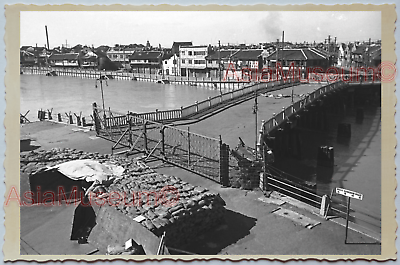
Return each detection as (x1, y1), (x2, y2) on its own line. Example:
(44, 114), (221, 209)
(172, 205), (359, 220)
(272, 97), (381, 235)
(20, 75), (220, 121)
(20, 75), (381, 236)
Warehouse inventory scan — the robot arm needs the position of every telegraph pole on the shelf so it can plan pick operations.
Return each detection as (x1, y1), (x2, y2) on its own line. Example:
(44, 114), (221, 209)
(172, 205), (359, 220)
(218, 40), (222, 93)
(276, 39), (279, 81)
(253, 91), (258, 158)
(95, 75), (108, 120)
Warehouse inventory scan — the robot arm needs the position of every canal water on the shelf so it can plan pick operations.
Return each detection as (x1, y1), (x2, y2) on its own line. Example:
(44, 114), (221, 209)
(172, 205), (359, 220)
(272, 92), (381, 235)
(20, 75), (381, 236)
(20, 75), (221, 121)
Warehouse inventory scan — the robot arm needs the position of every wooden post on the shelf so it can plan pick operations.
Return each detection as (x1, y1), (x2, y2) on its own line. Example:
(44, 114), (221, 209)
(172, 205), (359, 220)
(187, 127), (191, 167)
(129, 117), (132, 146)
(219, 135), (230, 187)
(143, 121), (148, 151)
(161, 126), (165, 157)
(93, 102), (101, 135)
(345, 197), (351, 243)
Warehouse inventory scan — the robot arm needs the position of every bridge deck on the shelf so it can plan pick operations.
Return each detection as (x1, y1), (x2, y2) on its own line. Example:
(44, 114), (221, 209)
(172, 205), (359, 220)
(175, 83), (325, 147)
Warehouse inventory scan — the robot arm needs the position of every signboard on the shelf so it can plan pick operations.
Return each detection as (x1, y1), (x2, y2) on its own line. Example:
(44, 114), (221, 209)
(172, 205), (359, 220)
(335, 187), (363, 200)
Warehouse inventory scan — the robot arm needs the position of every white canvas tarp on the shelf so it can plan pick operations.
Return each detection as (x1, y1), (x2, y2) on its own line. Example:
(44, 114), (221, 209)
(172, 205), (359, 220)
(47, 159), (124, 183)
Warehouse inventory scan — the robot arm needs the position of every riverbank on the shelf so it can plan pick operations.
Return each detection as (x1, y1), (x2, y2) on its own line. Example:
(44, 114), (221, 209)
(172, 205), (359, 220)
(20, 121), (381, 256)
(21, 66), (250, 90)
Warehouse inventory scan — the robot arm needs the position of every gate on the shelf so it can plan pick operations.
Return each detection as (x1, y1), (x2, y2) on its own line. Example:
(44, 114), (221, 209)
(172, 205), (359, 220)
(92, 103), (227, 183)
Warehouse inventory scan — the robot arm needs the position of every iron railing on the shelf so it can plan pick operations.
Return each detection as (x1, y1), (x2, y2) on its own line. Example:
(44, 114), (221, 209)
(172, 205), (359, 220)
(93, 105), (222, 182)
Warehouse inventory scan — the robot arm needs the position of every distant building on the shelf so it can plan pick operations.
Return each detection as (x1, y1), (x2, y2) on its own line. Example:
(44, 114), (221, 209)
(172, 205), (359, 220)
(162, 53), (179, 76)
(20, 46), (48, 66)
(230, 49), (267, 70)
(49, 53), (80, 67)
(79, 49), (98, 68)
(368, 46), (381, 67)
(266, 48), (328, 69)
(129, 51), (163, 74)
(205, 49), (239, 78)
(172, 41), (193, 55)
(107, 46), (139, 68)
(180, 45), (209, 77)
(351, 44), (381, 67)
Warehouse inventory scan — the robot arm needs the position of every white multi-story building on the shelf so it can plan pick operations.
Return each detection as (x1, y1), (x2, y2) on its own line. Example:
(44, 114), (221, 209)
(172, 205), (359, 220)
(179, 45), (209, 77)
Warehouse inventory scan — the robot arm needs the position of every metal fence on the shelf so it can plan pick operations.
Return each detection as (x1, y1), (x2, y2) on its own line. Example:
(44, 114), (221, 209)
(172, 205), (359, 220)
(99, 79), (298, 124)
(93, 105), (223, 182)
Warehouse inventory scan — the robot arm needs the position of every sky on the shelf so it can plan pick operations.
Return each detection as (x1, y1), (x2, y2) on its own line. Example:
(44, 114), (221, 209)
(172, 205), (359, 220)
(20, 11), (381, 48)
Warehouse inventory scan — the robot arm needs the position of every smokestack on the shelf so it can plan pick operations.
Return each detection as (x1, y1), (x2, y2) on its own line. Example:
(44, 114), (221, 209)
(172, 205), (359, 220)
(45, 25), (50, 50)
(282, 31), (285, 50)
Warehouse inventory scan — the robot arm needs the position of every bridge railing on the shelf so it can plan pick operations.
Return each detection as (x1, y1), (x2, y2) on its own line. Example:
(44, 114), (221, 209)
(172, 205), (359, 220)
(260, 80), (345, 136)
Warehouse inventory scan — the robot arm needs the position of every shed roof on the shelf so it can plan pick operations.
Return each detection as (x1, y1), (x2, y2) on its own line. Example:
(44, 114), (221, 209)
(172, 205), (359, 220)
(232, 49), (264, 61)
(206, 50), (239, 60)
(129, 51), (163, 60)
(49, 53), (79, 60)
(266, 48), (327, 61)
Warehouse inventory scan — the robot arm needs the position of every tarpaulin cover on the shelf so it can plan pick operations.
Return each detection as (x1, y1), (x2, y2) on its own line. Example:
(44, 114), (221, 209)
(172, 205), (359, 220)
(47, 159), (124, 183)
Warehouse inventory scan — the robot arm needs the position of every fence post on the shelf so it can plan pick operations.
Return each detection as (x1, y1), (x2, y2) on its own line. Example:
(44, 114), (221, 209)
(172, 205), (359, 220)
(187, 127), (191, 167)
(161, 126), (165, 157)
(93, 102), (101, 135)
(143, 121), (148, 151)
(219, 135), (230, 186)
(195, 101), (198, 112)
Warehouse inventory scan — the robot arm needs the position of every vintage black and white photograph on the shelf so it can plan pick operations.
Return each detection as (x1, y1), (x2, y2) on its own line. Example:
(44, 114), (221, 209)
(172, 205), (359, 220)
(7, 5), (395, 260)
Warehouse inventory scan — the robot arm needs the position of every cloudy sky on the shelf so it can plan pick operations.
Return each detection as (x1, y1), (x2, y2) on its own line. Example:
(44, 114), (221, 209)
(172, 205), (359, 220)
(20, 11), (381, 48)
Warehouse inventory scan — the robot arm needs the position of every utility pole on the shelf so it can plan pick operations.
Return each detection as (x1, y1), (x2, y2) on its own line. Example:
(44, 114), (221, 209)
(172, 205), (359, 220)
(276, 39), (279, 81)
(95, 75), (108, 120)
(218, 40), (222, 94)
(253, 91), (258, 158)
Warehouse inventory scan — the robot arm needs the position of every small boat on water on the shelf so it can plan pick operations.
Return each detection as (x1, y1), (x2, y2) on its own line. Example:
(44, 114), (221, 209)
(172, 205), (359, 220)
(156, 79), (170, 84)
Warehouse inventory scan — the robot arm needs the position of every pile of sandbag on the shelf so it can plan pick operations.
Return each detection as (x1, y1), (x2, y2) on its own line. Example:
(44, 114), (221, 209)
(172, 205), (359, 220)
(20, 148), (226, 248)
(20, 148), (112, 175)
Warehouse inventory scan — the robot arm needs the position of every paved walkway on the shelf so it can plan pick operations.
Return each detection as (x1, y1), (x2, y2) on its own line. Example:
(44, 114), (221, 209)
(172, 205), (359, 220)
(175, 83), (324, 147)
